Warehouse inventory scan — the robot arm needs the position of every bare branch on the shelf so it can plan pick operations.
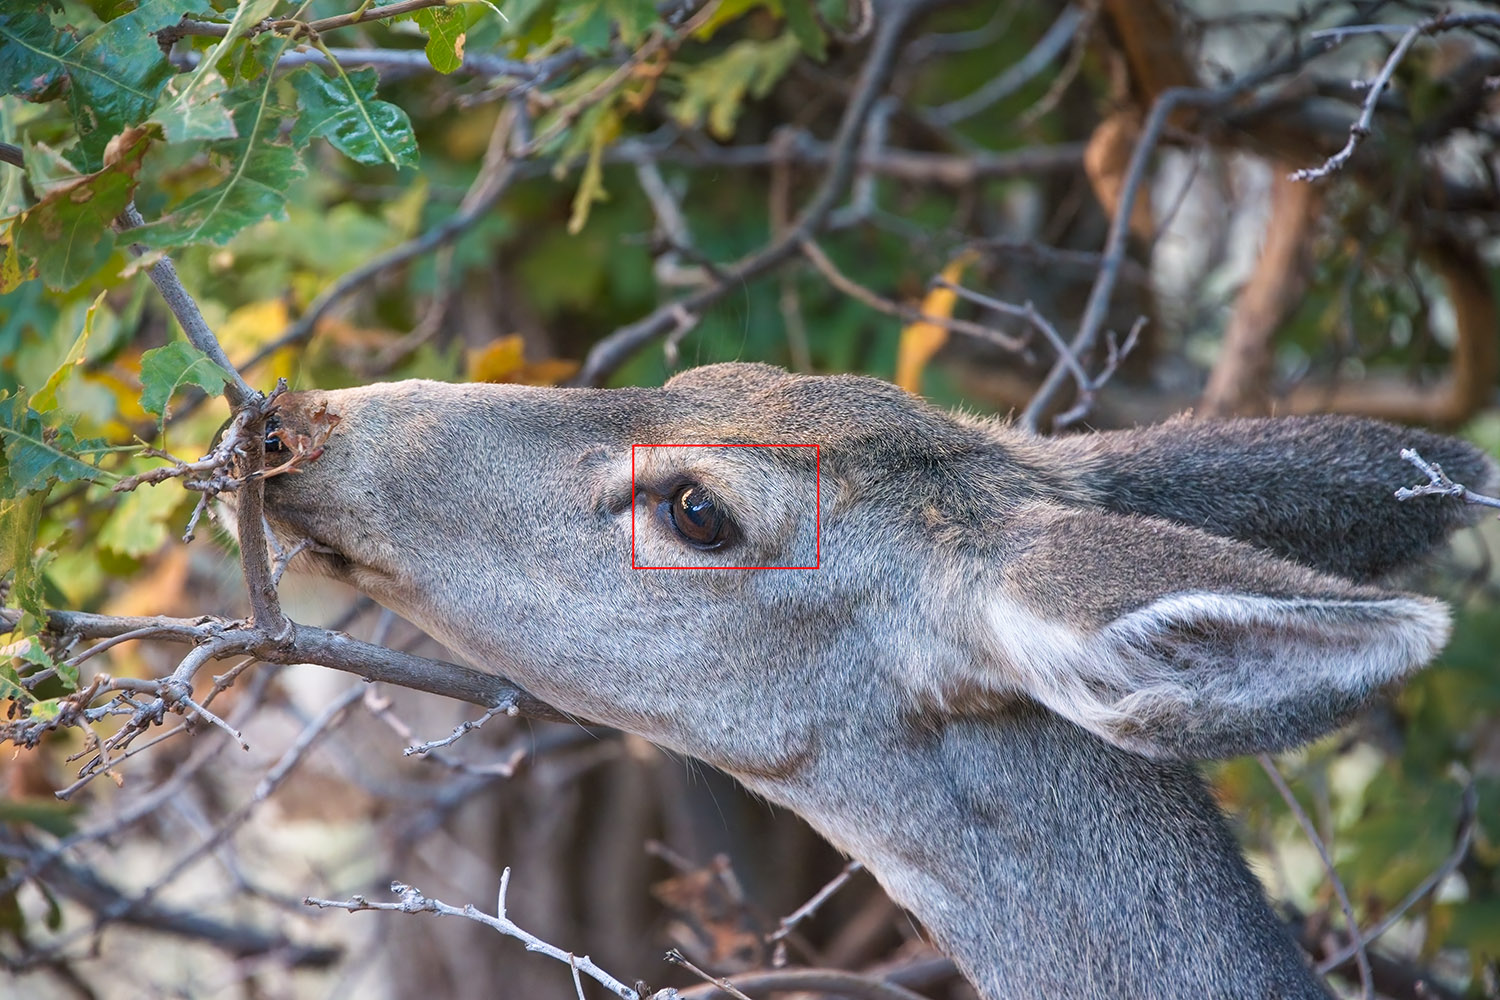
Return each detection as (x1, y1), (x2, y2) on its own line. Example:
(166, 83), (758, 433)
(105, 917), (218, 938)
(666, 949), (754, 1000)
(0, 605), (575, 739)
(305, 875), (646, 1000)
(157, 0), (454, 46)
(1293, 13), (1500, 182)
(926, 5), (1083, 125)
(1020, 83), (1239, 432)
(403, 701), (518, 758)
(938, 278), (1142, 428)
(677, 967), (932, 1000)
(171, 45), (567, 81)
(114, 204), (256, 409)
(1289, 23), (1423, 182)
(1395, 449), (1500, 510)
(767, 860), (863, 965)
(1317, 779), (1477, 974)
(1258, 754), (1372, 1000)
(801, 240), (1024, 351)
(574, 0), (935, 385)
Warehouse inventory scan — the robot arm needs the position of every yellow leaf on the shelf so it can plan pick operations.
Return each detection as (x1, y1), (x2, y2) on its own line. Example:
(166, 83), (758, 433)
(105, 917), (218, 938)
(567, 109), (620, 234)
(466, 336), (579, 386)
(218, 298), (290, 352)
(33, 291), (106, 411)
(467, 336), (526, 383)
(219, 298), (295, 384)
(895, 252), (977, 394)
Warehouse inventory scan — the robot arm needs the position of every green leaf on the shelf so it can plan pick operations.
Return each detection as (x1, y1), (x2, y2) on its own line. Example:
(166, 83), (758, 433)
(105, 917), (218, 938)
(6, 635), (70, 689)
(784, 0), (826, 60)
(0, 232), (35, 294)
(0, 8), (68, 102)
(135, 142), (301, 248)
(0, 662), (30, 704)
(138, 341), (229, 416)
(555, 0), (613, 52)
(0, 394), (111, 495)
(151, 69), (237, 143)
(672, 34), (801, 140)
(32, 290), (107, 412)
(0, 2), (201, 172)
(99, 479), (184, 559)
(690, 0), (771, 40)
(412, 7), (467, 74)
(154, 0), (278, 144)
(11, 125), (151, 289)
(290, 63), (419, 167)
(604, 0), (657, 46)
(0, 491), (47, 622)
(132, 43), (308, 249)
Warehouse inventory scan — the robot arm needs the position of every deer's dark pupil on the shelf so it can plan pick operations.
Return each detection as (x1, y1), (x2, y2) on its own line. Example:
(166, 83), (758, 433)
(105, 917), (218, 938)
(669, 484), (730, 548)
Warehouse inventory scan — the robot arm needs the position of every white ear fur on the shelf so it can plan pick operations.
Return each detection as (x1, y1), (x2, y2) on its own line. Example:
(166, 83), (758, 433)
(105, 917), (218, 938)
(976, 591), (1450, 760)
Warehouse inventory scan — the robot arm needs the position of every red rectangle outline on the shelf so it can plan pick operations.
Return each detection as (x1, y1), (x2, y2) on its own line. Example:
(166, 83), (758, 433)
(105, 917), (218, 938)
(631, 443), (821, 570)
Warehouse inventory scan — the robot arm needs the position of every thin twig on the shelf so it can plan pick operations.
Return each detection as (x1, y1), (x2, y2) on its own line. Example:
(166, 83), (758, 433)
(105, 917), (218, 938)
(1395, 448), (1500, 510)
(158, 0), (452, 45)
(801, 240), (1024, 351)
(1019, 85), (1226, 432)
(935, 279), (1076, 380)
(665, 949), (754, 1000)
(306, 875), (643, 1000)
(1289, 24), (1421, 182)
(242, 105), (520, 374)
(0, 605), (575, 739)
(574, 0), (933, 385)
(676, 968), (931, 1000)
(1292, 13), (1500, 181)
(927, 5), (1083, 125)
(1258, 754), (1372, 1000)
(1316, 779), (1478, 973)
(404, 699), (519, 757)
(767, 860), (863, 965)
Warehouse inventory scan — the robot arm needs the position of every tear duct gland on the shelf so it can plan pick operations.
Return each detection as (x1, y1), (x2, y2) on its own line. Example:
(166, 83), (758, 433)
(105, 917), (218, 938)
(258, 363), (1494, 1000)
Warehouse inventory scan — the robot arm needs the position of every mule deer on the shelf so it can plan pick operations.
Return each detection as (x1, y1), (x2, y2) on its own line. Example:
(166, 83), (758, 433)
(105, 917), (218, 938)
(258, 362), (1493, 999)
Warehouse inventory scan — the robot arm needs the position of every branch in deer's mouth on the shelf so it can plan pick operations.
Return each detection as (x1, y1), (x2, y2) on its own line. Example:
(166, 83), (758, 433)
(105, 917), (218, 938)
(0, 605), (580, 769)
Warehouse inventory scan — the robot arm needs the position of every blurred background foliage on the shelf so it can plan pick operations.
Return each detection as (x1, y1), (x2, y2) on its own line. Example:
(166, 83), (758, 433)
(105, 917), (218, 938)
(2, 0), (1500, 997)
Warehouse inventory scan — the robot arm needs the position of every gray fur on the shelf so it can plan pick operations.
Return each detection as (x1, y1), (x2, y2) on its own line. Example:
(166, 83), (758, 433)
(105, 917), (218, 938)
(259, 362), (1494, 1000)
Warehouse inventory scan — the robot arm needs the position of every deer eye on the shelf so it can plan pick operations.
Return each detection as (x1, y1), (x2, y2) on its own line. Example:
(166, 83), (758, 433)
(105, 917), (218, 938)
(667, 484), (736, 550)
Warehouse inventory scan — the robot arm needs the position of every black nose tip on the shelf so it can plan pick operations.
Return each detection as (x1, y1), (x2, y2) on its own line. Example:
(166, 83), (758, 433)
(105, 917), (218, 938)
(264, 414), (285, 454)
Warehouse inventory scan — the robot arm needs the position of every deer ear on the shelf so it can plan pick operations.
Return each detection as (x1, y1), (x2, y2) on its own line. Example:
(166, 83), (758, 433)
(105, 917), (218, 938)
(977, 505), (1451, 760)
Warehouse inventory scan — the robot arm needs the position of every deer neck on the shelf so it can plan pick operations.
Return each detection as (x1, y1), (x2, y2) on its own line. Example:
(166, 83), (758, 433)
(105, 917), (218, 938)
(744, 703), (1332, 1000)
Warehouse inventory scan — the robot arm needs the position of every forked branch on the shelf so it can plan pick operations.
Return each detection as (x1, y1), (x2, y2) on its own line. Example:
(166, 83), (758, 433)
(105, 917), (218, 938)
(1395, 449), (1500, 510)
(306, 875), (660, 1000)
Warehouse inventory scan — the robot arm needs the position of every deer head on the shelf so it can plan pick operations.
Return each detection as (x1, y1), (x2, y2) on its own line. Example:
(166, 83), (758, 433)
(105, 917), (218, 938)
(257, 362), (1492, 999)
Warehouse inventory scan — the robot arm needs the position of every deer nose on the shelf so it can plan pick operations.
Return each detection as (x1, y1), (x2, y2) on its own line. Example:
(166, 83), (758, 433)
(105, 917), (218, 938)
(264, 414), (285, 453)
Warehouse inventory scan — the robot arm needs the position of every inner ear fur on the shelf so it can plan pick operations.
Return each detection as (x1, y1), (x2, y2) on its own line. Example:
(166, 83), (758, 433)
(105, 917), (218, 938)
(976, 504), (1450, 761)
